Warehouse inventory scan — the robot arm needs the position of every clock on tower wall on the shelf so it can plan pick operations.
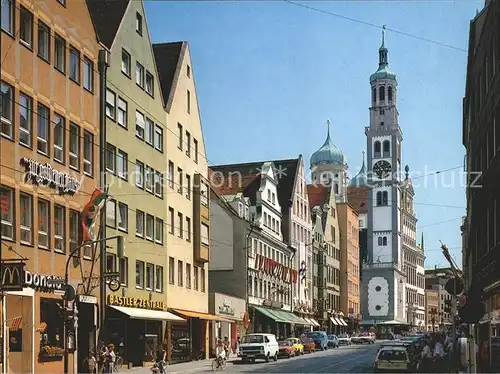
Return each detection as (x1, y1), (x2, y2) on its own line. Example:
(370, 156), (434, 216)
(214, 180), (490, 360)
(373, 160), (392, 179)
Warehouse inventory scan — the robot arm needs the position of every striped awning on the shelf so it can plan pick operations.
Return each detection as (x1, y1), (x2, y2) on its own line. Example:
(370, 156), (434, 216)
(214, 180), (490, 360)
(330, 317), (338, 325)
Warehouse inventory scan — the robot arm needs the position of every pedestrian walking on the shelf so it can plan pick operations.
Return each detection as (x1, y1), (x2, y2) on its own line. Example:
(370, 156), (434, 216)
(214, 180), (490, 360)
(420, 340), (432, 373)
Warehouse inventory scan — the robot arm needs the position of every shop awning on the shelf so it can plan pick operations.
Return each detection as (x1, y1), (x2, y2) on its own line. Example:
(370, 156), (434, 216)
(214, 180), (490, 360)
(286, 313), (309, 325)
(254, 306), (288, 323)
(110, 306), (185, 321)
(334, 318), (344, 326)
(329, 317), (338, 326)
(307, 318), (320, 327)
(173, 309), (233, 323)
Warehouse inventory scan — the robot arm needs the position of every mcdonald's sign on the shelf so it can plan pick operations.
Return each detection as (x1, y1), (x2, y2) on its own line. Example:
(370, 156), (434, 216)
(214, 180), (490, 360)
(0, 261), (25, 291)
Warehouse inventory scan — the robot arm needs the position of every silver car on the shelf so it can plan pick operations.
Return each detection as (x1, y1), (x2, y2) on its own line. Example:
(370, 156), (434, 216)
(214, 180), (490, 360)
(338, 333), (351, 345)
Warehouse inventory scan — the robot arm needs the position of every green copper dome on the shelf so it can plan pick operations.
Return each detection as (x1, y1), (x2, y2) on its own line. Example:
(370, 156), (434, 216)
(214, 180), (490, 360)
(370, 65), (397, 83)
(349, 153), (369, 188)
(310, 121), (345, 168)
(370, 28), (397, 83)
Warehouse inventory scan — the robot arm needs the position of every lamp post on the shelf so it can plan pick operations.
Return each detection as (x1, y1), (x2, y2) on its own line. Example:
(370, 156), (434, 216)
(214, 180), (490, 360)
(62, 235), (124, 374)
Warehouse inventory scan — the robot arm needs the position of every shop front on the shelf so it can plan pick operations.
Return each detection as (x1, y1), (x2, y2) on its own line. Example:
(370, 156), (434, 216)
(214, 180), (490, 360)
(209, 293), (246, 356)
(250, 303), (310, 339)
(105, 294), (184, 368)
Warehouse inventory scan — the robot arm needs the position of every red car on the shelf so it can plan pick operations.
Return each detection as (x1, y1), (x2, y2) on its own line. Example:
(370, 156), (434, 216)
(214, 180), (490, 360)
(301, 338), (315, 353)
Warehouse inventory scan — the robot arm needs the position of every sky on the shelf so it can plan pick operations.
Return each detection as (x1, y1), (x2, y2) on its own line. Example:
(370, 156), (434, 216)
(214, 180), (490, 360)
(145, 0), (485, 269)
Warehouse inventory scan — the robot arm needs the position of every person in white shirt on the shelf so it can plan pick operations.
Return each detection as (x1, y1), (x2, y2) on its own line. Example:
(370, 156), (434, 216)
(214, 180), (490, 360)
(105, 344), (116, 373)
(216, 339), (226, 367)
(420, 341), (432, 372)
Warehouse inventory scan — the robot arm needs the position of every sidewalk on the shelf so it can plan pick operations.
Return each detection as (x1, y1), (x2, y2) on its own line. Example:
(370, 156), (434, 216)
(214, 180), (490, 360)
(123, 357), (239, 374)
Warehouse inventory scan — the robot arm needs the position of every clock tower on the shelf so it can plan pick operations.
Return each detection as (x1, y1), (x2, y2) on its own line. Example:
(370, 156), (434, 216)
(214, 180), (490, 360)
(360, 27), (407, 324)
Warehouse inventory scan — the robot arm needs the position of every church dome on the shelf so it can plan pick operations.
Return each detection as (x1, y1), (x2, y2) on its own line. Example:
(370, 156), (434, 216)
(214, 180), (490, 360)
(349, 153), (369, 188)
(310, 122), (345, 168)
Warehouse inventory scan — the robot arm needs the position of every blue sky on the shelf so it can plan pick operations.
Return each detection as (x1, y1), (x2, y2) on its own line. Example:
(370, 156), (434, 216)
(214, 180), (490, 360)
(145, 0), (484, 268)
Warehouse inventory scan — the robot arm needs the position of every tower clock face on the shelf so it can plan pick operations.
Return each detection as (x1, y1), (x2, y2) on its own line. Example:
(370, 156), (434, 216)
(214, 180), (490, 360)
(373, 160), (392, 179)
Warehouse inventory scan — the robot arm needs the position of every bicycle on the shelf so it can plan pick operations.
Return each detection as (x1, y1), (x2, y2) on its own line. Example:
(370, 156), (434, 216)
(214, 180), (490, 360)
(114, 355), (124, 371)
(212, 356), (226, 371)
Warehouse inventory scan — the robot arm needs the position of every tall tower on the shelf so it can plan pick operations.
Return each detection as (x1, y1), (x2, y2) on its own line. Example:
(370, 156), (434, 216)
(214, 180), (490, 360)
(361, 27), (407, 324)
(310, 120), (349, 203)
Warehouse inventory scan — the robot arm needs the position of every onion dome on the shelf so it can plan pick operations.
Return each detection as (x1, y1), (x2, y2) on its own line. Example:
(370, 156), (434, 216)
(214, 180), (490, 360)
(349, 152), (369, 188)
(310, 120), (345, 168)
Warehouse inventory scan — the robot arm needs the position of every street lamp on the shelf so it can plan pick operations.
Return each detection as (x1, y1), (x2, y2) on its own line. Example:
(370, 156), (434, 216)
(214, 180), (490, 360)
(62, 235), (124, 374)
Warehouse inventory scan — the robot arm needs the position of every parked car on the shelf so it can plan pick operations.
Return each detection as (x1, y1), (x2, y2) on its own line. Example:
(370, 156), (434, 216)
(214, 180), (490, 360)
(238, 333), (279, 363)
(374, 346), (414, 372)
(305, 331), (329, 351)
(338, 333), (351, 346)
(327, 334), (339, 348)
(278, 341), (296, 358)
(285, 338), (304, 355)
(352, 332), (374, 344)
(300, 337), (316, 353)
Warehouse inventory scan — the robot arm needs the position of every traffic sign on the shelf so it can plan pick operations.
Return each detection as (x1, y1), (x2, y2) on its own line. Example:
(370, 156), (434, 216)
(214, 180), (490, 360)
(445, 277), (464, 295)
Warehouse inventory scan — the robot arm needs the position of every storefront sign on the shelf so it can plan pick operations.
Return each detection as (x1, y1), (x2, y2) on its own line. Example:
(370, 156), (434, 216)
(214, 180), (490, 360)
(262, 299), (283, 309)
(24, 271), (64, 292)
(107, 294), (164, 311)
(20, 157), (81, 195)
(218, 299), (235, 316)
(0, 261), (25, 291)
(254, 254), (298, 284)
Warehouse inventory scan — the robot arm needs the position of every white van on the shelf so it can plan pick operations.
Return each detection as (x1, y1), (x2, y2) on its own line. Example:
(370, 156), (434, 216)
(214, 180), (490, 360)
(238, 333), (280, 363)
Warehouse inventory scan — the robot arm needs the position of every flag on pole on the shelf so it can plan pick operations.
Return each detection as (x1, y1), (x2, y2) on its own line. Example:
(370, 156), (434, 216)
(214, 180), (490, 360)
(81, 189), (107, 242)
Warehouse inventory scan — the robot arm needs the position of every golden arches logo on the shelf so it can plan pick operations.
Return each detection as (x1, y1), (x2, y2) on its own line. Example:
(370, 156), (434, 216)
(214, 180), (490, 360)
(1, 265), (22, 289)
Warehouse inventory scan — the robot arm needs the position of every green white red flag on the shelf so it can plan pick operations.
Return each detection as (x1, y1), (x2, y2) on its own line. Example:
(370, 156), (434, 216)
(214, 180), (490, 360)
(81, 189), (107, 242)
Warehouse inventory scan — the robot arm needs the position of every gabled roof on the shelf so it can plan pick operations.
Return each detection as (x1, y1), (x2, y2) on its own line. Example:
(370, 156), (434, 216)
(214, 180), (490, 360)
(307, 184), (328, 210)
(271, 158), (299, 212)
(152, 42), (185, 112)
(87, 0), (130, 49)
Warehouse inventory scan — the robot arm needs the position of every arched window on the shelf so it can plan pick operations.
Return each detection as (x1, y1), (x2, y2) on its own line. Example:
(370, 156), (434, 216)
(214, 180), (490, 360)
(383, 140), (390, 157)
(334, 183), (339, 194)
(379, 86), (385, 102)
(374, 141), (381, 157)
(372, 87), (377, 103)
(383, 236), (387, 246)
(388, 86), (393, 102)
(378, 237), (383, 246)
(376, 191), (382, 206)
(382, 191), (388, 206)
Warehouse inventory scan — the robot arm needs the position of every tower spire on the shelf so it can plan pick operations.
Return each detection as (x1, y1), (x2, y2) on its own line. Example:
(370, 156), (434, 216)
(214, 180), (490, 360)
(421, 232), (424, 250)
(379, 25), (388, 68)
(361, 150), (366, 167)
(327, 119), (331, 136)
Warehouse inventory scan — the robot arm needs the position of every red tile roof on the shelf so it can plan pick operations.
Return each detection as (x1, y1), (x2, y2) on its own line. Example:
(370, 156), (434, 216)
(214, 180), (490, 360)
(307, 184), (329, 209)
(208, 168), (259, 196)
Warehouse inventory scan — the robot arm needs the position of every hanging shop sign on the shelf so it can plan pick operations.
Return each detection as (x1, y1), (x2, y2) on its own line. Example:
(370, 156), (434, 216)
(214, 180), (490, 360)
(0, 261), (25, 291)
(254, 253), (298, 284)
(218, 299), (235, 316)
(24, 271), (64, 292)
(107, 294), (164, 311)
(20, 157), (81, 195)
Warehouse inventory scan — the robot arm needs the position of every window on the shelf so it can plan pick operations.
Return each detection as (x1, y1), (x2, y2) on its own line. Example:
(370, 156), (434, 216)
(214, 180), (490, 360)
(136, 260), (144, 289)
(382, 191), (388, 206)
(121, 49), (131, 76)
(177, 212), (183, 238)
(106, 200), (116, 228)
(136, 210), (144, 237)
(154, 125), (163, 151)
(177, 167), (183, 194)
(135, 161), (144, 188)
(146, 71), (154, 96)
(53, 113), (65, 163)
(186, 131), (191, 156)
(1, 0), (14, 34)
(200, 182), (208, 206)
(37, 199), (49, 249)
(388, 86), (393, 102)
(146, 214), (154, 241)
(39, 299), (64, 354)
(145, 166), (154, 193)
(136, 63), (144, 88)
(117, 98), (127, 128)
(168, 161), (174, 189)
(0, 187), (14, 240)
(186, 174), (191, 199)
(379, 86), (385, 102)
(177, 260), (184, 286)
(83, 131), (94, 176)
(193, 266), (199, 290)
(146, 263), (154, 290)
(106, 89), (116, 119)
(178, 123), (183, 149)
(69, 123), (80, 170)
(194, 139), (199, 163)
(201, 268), (205, 292)
(169, 257), (175, 285)
(135, 111), (145, 139)
(154, 171), (163, 198)
(54, 34), (66, 73)
(106, 143), (116, 173)
(118, 202), (128, 231)
(145, 117), (154, 144)
(186, 264), (191, 288)
(187, 90), (191, 113)
(117, 150), (128, 179)
(20, 6), (33, 47)
(119, 257), (128, 286)
(201, 223), (209, 246)
(37, 104), (49, 155)
(1, 81), (13, 138)
(155, 218), (164, 244)
(19, 193), (33, 244)
(374, 141), (381, 157)
(136, 12), (143, 35)
(107, 254), (117, 273)
(168, 207), (174, 234)
(187, 65), (191, 78)
(186, 217), (191, 242)
(69, 210), (79, 255)
(155, 265), (163, 292)
(69, 48), (80, 83)
(19, 93), (32, 147)
(54, 205), (65, 253)
(83, 57), (93, 91)
(383, 140), (390, 157)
